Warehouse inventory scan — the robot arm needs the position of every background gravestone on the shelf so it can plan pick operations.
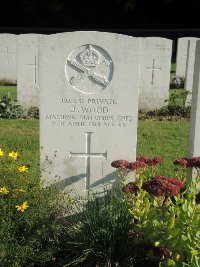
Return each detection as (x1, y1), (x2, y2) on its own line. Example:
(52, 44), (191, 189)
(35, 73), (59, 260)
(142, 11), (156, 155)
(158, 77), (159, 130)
(39, 31), (140, 196)
(188, 40), (200, 179)
(176, 37), (199, 78)
(17, 34), (42, 108)
(139, 37), (172, 111)
(0, 34), (16, 84)
(184, 38), (200, 106)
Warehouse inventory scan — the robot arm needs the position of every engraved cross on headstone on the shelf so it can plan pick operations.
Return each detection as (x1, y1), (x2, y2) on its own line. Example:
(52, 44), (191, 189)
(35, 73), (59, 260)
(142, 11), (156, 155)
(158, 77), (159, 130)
(27, 56), (39, 83)
(145, 58), (161, 85)
(0, 46), (11, 64)
(69, 132), (107, 191)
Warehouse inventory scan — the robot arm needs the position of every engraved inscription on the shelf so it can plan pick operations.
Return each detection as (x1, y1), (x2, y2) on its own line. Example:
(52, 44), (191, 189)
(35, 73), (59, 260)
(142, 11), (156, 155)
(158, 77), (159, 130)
(65, 44), (114, 94)
(45, 97), (133, 128)
(69, 132), (107, 191)
(27, 56), (39, 83)
(0, 46), (11, 64)
(145, 58), (161, 85)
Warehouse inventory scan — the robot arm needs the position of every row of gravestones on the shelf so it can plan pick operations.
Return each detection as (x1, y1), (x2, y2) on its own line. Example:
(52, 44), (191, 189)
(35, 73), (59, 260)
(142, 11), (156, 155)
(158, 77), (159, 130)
(0, 33), (172, 111)
(1, 34), (199, 111)
(0, 34), (40, 107)
(0, 32), (199, 197)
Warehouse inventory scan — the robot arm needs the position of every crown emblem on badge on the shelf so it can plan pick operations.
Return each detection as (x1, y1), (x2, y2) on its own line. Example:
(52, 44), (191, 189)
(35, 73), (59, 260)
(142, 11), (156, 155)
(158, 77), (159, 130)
(80, 45), (100, 67)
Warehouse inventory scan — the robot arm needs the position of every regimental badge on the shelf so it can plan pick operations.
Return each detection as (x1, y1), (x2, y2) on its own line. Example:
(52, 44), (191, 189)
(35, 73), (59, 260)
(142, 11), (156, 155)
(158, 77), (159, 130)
(65, 44), (114, 94)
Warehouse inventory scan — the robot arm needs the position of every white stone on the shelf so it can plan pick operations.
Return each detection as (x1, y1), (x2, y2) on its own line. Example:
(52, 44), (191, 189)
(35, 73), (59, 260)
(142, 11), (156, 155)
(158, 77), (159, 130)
(0, 34), (16, 84)
(189, 40), (200, 164)
(39, 31), (140, 196)
(176, 37), (199, 78)
(139, 37), (172, 111)
(17, 34), (42, 108)
(184, 38), (200, 106)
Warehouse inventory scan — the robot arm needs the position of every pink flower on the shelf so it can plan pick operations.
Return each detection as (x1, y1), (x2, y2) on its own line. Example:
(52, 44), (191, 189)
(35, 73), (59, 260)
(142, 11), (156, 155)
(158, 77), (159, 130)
(173, 157), (188, 167)
(142, 176), (184, 197)
(137, 156), (163, 166)
(153, 246), (171, 261)
(111, 160), (130, 169)
(152, 157), (163, 165)
(128, 161), (147, 171)
(122, 182), (139, 194)
(187, 157), (200, 168)
(196, 192), (200, 204)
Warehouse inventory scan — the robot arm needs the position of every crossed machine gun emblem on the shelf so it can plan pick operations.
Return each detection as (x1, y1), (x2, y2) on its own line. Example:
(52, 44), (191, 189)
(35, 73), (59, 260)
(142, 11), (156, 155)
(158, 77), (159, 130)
(67, 45), (112, 87)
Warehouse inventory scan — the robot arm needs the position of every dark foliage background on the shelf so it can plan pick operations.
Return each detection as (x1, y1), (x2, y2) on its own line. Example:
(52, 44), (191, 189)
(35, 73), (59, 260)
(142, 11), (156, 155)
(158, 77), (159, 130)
(0, 0), (200, 29)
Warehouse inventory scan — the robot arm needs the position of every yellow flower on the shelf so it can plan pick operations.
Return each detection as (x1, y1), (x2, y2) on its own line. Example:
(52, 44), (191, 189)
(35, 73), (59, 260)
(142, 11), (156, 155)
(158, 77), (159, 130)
(15, 201), (29, 212)
(0, 148), (4, 157)
(8, 151), (19, 160)
(0, 186), (9, 195)
(18, 166), (29, 173)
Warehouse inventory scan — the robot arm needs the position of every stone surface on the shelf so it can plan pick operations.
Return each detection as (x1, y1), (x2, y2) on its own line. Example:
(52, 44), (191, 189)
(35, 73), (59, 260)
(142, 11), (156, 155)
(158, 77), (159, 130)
(39, 31), (140, 196)
(0, 34), (16, 84)
(189, 40), (200, 162)
(139, 37), (172, 111)
(184, 38), (200, 106)
(17, 34), (42, 108)
(176, 37), (199, 78)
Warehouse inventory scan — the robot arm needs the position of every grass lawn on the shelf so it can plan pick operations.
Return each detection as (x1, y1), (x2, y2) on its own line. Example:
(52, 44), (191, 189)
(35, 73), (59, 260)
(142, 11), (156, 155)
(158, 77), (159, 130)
(137, 120), (189, 176)
(0, 119), (189, 178)
(0, 85), (17, 101)
(0, 119), (39, 175)
(171, 62), (176, 74)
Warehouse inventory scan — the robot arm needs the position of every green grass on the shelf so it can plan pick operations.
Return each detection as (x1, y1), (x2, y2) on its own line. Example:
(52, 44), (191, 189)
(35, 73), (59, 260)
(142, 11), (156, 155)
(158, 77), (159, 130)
(0, 119), (194, 267)
(0, 119), (39, 175)
(170, 63), (176, 80)
(137, 120), (189, 176)
(0, 119), (190, 178)
(171, 62), (176, 74)
(0, 85), (17, 101)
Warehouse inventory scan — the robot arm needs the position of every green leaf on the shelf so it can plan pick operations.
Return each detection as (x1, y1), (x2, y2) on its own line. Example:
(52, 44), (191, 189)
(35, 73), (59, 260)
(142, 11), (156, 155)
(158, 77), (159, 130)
(144, 197), (150, 211)
(190, 255), (200, 267)
(171, 228), (181, 237)
(182, 235), (188, 241)
(191, 249), (198, 256)
(167, 213), (175, 230)
(166, 259), (176, 266)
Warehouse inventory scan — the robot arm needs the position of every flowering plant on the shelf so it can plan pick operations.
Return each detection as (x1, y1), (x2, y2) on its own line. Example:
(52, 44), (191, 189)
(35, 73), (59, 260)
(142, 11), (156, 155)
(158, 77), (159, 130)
(111, 156), (200, 267)
(0, 146), (71, 266)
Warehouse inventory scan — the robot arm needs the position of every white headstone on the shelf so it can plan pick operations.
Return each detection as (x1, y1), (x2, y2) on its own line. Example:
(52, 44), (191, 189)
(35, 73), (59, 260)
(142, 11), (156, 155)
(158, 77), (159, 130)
(40, 31), (140, 196)
(184, 38), (199, 106)
(189, 40), (200, 163)
(0, 34), (16, 84)
(17, 34), (42, 108)
(176, 37), (199, 78)
(138, 37), (172, 111)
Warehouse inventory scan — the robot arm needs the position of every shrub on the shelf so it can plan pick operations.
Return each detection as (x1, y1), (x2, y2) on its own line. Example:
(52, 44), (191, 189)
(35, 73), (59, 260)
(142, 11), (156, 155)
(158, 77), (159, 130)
(0, 94), (25, 118)
(156, 105), (191, 118)
(111, 156), (200, 267)
(27, 107), (39, 119)
(168, 90), (190, 108)
(0, 94), (40, 119)
(139, 89), (191, 119)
